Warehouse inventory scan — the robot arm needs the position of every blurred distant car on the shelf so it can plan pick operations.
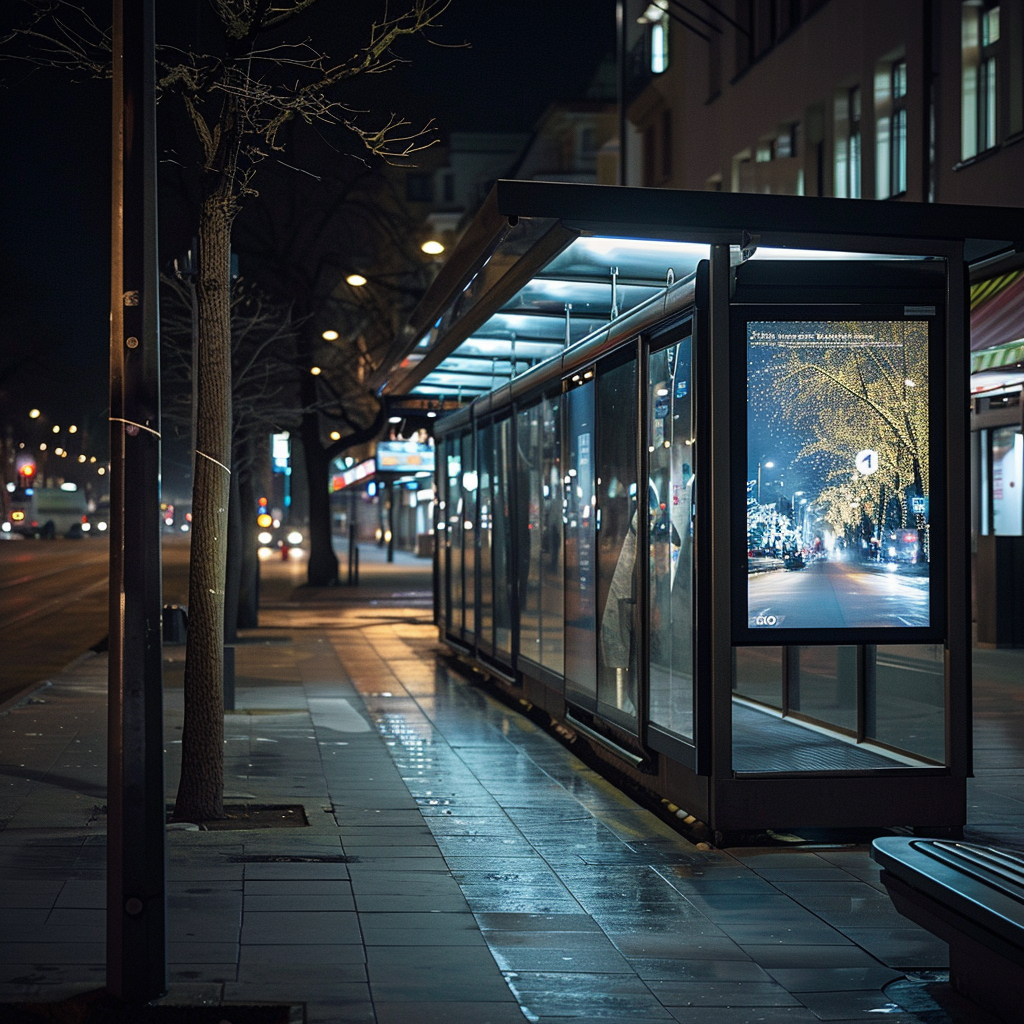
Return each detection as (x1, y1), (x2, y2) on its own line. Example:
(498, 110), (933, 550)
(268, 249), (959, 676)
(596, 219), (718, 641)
(257, 522), (306, 560)
(3, 486), (88, 539)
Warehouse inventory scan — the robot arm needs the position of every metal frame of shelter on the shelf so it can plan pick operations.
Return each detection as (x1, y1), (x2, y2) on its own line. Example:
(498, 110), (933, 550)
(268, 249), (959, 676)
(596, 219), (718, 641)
(377, 180), (1024, 834)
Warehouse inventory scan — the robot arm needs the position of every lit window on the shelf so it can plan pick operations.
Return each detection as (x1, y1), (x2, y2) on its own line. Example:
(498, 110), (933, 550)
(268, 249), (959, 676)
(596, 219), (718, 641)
(640, 2), (670, 74)
(875, 57), (907, 198)
(962, 2), (1001, 159)
(834, 85), (862, 198)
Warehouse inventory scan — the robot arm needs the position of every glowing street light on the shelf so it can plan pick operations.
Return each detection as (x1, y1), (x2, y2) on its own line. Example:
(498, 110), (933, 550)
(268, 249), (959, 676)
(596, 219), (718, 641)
(310, 366), (322, 376)
(345, 274), (367, 287)
(322, 329), (339, 341)
(420, 240), (445, 255)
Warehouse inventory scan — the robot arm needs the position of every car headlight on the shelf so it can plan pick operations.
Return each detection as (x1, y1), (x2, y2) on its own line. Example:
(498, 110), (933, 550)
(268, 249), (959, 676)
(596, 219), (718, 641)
(287, 531), (303, 545)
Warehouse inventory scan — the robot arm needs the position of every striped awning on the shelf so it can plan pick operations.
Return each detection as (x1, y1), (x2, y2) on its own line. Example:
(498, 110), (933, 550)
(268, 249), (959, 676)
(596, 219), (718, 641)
(971, 338), (1024, 373)
(970, 270), (1024, 352)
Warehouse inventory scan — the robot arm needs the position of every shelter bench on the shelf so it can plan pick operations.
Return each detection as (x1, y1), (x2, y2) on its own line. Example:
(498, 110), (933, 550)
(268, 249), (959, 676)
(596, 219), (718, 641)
(872, 836), (1024, 1021)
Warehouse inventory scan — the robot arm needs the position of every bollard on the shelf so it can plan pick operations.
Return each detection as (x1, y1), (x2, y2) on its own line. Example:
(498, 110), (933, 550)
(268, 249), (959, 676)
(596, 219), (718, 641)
(162, 604), (188, 644)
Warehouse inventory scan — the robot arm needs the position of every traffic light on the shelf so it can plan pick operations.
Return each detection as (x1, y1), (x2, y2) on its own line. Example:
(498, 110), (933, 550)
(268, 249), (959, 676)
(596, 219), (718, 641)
(16, 455), (36, 483)
(257, 512), (273, 528)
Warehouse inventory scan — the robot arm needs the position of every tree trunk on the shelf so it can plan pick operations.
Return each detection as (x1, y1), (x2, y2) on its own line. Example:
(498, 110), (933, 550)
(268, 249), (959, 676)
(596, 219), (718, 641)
(300, 401), (339, 587)
(174, 190), (233, 822)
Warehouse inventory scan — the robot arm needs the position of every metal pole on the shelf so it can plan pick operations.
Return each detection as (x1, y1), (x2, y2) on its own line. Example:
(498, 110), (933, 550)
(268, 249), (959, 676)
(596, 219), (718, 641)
(387, 480), (395, 563)
(107, 0), (166, 1002)
(617, 0), (627, 186)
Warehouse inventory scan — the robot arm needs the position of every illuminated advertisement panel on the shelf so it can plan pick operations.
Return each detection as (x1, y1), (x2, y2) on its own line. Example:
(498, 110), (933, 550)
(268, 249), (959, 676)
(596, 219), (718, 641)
(375, 440), (436, 475)
(741, 317), (935, 636)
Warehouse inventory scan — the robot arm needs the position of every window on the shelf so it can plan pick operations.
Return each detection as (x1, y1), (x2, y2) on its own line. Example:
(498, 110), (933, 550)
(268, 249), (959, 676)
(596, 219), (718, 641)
(875, 57), (907, 198)
(962, 2), (1001, 159)
(891, 60), (908, 195)
(640, 1), (670, 74)
(834, 85), (862, 198)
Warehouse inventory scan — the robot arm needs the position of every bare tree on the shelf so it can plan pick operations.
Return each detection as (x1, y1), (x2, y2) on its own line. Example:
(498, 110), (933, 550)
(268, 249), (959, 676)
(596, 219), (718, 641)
(3, 0), (449, 821)
(234, 154), (434, 585)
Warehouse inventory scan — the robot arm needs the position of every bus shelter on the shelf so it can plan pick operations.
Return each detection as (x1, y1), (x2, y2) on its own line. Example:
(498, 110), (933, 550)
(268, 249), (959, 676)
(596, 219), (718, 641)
(375, 181), (1024, 835)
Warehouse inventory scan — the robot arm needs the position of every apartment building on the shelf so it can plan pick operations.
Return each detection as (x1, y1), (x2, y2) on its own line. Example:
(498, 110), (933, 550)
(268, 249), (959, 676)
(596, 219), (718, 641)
(622, 0), (1024, 640)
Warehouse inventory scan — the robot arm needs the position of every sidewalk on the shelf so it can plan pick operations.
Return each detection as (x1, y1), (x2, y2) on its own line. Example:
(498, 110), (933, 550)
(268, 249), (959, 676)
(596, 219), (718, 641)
(0, 545), (1019, 1022)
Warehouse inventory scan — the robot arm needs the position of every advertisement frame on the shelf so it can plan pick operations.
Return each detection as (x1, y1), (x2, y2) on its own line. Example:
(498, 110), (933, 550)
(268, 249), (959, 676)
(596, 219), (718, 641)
(730, 301), (948, 646)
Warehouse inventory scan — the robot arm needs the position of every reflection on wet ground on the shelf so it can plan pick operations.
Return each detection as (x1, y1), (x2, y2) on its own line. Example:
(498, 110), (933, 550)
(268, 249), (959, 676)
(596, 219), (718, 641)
(319, 610), (975, 1023)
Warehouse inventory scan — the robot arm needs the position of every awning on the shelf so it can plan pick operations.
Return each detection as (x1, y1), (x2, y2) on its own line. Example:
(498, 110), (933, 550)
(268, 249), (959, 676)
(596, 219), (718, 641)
(374, 181), (1024, 401)
(971, 338), (1024, 373)
(970, 270), (1024, 352)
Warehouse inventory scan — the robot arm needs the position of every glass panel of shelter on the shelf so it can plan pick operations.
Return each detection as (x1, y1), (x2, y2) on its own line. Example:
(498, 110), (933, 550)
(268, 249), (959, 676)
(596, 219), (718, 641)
(478, 420), (494, 650)
(647, 334), (696, 745)
(563, 375), (598, 706)
(461, 431), (476, 638)
(446, 437), (463, 637)
(515, 393), (564, 680)
(493, 415), (514, 659)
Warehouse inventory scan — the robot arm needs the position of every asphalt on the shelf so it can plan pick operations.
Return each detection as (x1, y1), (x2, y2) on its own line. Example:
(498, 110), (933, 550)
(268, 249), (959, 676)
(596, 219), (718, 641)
(1, 542), (1023, 1023)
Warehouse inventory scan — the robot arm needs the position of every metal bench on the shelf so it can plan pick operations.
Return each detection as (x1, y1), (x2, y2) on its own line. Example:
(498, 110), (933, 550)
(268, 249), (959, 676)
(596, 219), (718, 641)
(872, 836), (1024, 1021)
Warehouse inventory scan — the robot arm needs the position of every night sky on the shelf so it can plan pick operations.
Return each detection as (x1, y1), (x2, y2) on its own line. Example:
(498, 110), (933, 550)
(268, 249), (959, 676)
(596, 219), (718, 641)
(0, 0), (616, 460)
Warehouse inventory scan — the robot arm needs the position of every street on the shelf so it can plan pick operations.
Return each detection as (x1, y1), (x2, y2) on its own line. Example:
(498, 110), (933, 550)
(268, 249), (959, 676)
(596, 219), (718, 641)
(748, 557), (930, 630)
(0, 536), (192, 706)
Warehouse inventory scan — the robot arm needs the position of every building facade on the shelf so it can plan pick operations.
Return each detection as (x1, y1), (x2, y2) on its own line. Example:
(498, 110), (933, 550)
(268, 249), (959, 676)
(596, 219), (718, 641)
(624, 0), (1024, 641)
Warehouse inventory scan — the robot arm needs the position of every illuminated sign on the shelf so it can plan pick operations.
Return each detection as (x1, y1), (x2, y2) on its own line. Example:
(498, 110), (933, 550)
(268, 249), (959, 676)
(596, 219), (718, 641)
(331, 459), (375, 492)
(742, 317), (932, 634)
(375, 440), (435, 475)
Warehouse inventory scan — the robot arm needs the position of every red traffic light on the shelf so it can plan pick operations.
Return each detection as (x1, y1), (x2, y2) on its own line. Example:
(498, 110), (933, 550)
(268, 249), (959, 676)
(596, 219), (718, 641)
(17, 458), (36, 479)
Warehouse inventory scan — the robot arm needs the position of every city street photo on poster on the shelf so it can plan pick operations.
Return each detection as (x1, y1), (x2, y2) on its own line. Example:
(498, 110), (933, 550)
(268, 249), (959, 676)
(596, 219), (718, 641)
(744, 317), (931, 631)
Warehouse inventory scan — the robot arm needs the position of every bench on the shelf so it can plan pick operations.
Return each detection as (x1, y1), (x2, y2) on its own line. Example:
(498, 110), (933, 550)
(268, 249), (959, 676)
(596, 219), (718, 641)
(872, 836), (1024, 1022)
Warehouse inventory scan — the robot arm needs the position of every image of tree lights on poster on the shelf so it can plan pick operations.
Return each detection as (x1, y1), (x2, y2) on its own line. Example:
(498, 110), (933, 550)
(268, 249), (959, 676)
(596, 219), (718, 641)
(744, 318), (931, 632)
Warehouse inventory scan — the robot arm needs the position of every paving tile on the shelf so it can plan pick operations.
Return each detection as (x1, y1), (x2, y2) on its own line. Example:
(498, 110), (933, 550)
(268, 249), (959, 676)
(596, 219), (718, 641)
(838, 927), (949, 969)
(243, 893), (355, 912)
(482, 929), (620, 950)
(0, 942), (104, 965)
(372, 1002), (527, 1024)
(168, 964), (238, 983)
(716, 921), (853, 945)
(606, 933), (751, 961)
(503, 971), (674, 1019)
(625, 957), (769, 982)
(765, 966), (905, 992)
(241, 910), (361, 944)
(243, 862), (350, 880)
(490, 944), (634, 973)
(665, 1008), (825, 1023)
(794, 988), (912, 1020)
(238, 943), (367, 966)
(243, 879), (354, 895)
(368, 965), (515, 1003)
(648, 980), (800, 1007)
(738, 944), (885, 969)
(474, 912), (604, 932)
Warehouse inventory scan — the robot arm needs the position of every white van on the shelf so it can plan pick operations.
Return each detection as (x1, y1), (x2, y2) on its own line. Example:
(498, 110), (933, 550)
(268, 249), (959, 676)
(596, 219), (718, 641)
(3, 486), (89, 539)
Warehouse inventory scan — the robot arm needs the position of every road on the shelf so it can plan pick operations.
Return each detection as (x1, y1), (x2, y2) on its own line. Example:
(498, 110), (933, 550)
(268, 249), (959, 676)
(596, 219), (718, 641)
(0, 536), (192, 707)
(747, 558), (930, 630)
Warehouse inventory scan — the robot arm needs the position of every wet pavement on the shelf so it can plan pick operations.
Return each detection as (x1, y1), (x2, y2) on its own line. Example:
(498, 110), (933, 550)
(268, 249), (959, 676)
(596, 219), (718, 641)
(0, 544), (1021, 1022)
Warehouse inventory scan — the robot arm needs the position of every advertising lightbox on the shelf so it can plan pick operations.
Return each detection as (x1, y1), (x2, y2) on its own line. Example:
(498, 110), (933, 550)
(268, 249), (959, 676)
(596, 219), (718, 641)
(375, 440), (435, 475)
(735, 312), (943, 642)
